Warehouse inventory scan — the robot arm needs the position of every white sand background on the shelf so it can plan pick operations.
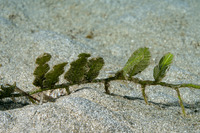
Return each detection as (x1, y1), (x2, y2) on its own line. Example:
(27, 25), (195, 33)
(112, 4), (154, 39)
(0, 0), (200, 132)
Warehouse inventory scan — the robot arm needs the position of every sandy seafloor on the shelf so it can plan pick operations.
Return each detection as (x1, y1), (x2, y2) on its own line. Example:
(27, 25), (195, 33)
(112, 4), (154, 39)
(0, 0), (200, 132)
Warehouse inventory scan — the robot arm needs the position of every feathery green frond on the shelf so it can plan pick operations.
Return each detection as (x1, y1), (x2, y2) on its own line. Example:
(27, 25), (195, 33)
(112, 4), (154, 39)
(123, 47), (151, 79)
(85, 57), (104, 81)
(153, 53), (174, 82)
(35, 53), (51, 65)
(64, 53), (91, 84)
(0, 84), (15, 99)
(33, 53), (51, 87)
(43, 62), (68, 88)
